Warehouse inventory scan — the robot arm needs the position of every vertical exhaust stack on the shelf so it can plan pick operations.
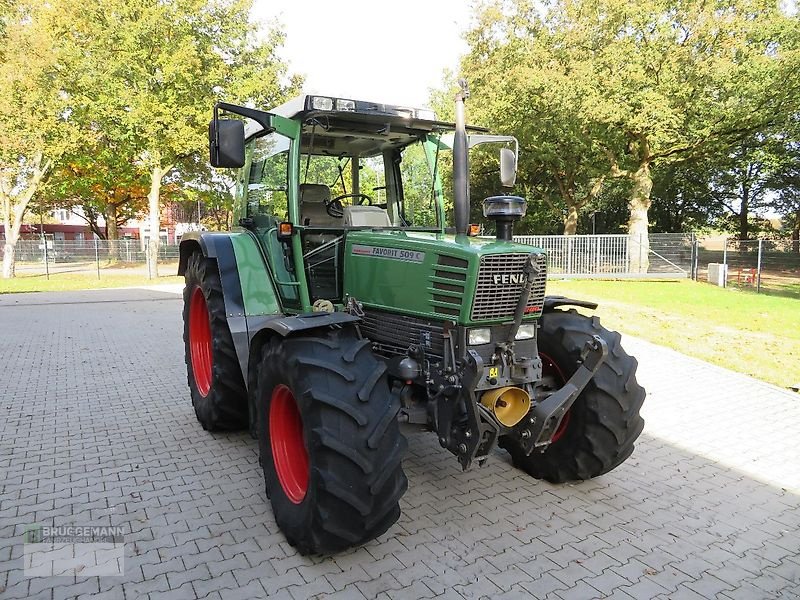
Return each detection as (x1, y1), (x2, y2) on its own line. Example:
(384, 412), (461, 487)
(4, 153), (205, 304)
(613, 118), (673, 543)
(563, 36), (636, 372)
(453, 79), (470, 236)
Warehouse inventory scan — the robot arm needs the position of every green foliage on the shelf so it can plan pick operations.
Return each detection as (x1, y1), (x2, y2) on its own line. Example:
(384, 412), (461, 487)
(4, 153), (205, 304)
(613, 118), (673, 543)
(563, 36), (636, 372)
(0, 0), (83, 276)
(1, 0), (299, 276)
(54, 0), (298, 170)
(455, 0), (800, 238)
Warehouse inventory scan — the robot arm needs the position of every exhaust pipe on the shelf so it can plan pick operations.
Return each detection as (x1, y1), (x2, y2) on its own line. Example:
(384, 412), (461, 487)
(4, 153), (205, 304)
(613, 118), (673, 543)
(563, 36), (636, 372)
(453, 79), (470, 236)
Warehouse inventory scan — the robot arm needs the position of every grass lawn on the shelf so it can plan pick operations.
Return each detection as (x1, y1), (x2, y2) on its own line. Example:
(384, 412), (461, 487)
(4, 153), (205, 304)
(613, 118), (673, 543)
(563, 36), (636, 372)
(547, 278), (800, 389)
(0, 272), (183, 294)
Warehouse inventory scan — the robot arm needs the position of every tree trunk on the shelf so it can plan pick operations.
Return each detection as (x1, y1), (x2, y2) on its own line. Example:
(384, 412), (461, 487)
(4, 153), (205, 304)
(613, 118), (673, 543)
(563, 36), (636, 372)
(146, 165), (165, 278)
(563, 204), (578, 235)
(792, 215), (799, 254)
(106, 203), (119, 263)
(2, 237), (17, 278)
(738, 182), (749, 250)
(0, 152), (51, 278)
(626, 163), (653, 274)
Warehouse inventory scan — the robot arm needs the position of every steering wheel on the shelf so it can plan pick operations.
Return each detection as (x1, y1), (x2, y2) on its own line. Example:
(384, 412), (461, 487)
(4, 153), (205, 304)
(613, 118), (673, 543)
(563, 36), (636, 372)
(325, 193), (373, 217)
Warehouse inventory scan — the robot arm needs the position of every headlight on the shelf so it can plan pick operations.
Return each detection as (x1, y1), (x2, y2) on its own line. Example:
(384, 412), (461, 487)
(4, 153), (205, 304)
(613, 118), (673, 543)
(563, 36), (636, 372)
(468, 328), (491, 345)
(335, 98), (355, 111)
(310, 96), (334, 110)
(515, 324), (536, 340)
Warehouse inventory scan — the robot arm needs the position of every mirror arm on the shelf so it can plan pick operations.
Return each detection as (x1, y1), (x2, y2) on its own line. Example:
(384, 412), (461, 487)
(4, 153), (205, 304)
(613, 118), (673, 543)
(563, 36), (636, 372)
(214, 102), (275, 133)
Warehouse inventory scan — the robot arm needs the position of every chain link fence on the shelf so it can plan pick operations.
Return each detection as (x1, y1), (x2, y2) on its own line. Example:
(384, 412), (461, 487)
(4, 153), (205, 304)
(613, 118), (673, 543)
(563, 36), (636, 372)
(696, 238), (800, 297)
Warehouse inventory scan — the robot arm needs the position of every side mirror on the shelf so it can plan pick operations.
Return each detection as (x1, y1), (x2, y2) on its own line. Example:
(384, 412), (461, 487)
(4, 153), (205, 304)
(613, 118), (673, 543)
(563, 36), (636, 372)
(209, 119), (245, 168)
(500, 147), (517, 187)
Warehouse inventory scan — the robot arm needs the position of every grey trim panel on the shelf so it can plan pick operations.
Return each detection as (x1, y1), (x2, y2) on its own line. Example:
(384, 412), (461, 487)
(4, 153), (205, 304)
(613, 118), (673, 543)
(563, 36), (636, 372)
(261, 312), (360, 336)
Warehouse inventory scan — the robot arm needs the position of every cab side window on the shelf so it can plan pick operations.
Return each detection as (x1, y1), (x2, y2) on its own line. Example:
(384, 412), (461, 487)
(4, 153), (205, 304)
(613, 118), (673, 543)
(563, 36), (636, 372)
(248, 133), (291, 223)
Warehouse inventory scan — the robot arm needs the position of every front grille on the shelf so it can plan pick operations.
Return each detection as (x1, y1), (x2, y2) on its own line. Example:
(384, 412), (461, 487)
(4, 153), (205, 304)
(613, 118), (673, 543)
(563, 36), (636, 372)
(360, 310), (445, 358)
(471, 252), (547, 321)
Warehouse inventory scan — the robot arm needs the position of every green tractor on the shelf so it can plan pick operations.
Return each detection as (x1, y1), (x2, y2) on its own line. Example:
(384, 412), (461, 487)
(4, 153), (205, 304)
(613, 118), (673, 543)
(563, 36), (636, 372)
(179, 82), (645, 554)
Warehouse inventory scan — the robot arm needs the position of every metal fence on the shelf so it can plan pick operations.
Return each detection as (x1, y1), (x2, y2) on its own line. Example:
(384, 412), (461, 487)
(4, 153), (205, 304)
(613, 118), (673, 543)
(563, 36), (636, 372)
(696, 238), (800, 298)
(2, 239), (180, 279)
(5, 233), (704, 281)
(514, 233), (694, 278)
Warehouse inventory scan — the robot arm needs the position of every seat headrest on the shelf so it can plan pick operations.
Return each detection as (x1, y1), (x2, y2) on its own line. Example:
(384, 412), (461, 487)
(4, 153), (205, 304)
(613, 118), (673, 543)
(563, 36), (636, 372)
(299, 183), (331, 204)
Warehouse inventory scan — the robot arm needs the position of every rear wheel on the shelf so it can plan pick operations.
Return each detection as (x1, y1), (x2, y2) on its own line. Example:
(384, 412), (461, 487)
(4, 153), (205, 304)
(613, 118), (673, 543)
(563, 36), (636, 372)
(257, 327), (408, 554)
(182, 251), (248, 431)
(501, 309), (645, 482)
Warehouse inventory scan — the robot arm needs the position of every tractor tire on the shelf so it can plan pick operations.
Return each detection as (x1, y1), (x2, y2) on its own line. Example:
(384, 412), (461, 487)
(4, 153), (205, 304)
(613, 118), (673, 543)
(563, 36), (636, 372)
(256, 327), (408, 555)
(183, 250), (248, 431)
(501, 309), (645, 483)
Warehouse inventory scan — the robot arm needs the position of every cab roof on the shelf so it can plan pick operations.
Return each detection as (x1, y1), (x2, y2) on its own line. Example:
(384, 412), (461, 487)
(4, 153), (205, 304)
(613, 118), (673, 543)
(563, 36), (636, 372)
(264, 94), (488, 158)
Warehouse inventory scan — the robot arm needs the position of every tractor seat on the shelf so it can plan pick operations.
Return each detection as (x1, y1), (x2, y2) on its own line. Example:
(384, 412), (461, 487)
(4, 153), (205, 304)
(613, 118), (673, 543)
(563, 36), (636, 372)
(343, 205), (392, 227)
(300, 184), (342, 228)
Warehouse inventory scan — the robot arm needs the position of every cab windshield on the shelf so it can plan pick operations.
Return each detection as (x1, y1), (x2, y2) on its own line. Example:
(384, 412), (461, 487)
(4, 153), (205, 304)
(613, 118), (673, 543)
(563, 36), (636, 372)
(245, 126), (450, 231)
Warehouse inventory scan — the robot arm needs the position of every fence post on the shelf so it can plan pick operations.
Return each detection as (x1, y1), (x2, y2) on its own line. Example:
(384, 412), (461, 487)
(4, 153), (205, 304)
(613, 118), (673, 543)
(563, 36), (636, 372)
(567, 237), (572, 275)
(757, 239), (763, 293)
(639, 233), (643, 272)
(595, 236), (601, 274)
(722, 237), (728, 288)
(42, 236), (50, 280)
(94, 238), (100, 280)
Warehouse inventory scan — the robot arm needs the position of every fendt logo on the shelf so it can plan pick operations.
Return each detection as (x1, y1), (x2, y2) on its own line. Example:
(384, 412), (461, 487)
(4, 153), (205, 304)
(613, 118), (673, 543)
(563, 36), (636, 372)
(492, 273), (527, 285)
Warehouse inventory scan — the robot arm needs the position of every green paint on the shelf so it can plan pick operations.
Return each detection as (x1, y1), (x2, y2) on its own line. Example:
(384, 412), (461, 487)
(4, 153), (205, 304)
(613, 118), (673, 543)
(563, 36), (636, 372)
(229, 232), (281, 316)
(258, 227), (301, 309)
(343, 230), (545, 325)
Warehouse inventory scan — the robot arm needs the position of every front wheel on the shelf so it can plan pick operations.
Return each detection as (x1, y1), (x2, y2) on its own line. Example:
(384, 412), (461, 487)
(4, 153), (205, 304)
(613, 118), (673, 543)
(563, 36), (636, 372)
(257, 327), (408, 554)
(501, 309), (646, 483)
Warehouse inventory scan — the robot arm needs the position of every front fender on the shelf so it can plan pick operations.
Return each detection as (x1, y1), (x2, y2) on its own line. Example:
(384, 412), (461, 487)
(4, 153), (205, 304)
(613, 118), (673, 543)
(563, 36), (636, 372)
(542, 295), (598, 313)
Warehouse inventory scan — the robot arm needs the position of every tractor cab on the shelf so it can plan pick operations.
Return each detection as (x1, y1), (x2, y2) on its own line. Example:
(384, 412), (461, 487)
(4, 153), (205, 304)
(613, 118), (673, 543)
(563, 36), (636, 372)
(216, 94), (516, 311)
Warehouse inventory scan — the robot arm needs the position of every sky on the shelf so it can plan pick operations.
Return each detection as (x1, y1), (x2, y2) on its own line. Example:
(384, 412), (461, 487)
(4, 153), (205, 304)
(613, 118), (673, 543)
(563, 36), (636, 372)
(250, 0), (472, 109)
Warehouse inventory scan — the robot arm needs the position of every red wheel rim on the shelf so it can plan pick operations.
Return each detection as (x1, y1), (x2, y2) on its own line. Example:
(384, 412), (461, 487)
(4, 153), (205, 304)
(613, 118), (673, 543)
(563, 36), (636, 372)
(269, 384), (309, 504)
(189, 287), (213, 397)
(540, 351), (571, 443)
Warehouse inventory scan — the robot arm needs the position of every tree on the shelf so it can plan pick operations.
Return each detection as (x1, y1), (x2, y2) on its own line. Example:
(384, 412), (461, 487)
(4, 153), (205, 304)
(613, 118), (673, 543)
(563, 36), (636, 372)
(55, 0), (300, 276)
(769, 140), (800, 252)
(48, 145), (150, 257)
(461, 0), (800, 270)
(0, 1), (78, 277)
(706, 138), (790, 241)
(462, 6), (610, 235)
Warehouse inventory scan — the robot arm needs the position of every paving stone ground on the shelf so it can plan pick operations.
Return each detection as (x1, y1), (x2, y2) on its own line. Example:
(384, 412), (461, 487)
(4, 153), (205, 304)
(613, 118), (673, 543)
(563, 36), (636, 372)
(1, 286), (799, 600)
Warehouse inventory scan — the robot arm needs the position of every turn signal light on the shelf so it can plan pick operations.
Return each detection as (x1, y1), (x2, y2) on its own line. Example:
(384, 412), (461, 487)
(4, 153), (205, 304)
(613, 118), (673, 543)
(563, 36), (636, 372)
(278, 222), (293, 239)
(468, 224), (480, 236)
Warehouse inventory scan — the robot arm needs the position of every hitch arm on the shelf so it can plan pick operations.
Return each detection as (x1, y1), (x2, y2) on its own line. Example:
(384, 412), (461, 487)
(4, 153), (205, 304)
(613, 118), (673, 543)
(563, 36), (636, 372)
(524, 335), (608, 453)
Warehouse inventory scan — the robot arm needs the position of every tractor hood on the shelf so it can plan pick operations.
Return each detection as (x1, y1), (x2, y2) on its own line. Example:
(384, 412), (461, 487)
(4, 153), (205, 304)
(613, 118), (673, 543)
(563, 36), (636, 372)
(342, 230), (548, 325)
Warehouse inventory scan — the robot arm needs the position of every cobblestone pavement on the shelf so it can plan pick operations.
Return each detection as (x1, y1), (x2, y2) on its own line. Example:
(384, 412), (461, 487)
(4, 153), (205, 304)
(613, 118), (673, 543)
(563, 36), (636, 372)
(1, 287), (799, 600)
